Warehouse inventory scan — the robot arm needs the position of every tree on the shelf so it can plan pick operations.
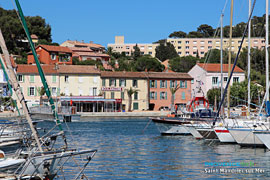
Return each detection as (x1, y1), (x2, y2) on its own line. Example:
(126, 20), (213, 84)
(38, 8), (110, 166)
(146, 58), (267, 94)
(170, 84), (180, 112)
(187, 31), (203, 38)
(37, 86), (46, 105)
(133, 44), (141, 60)
(204, 49), (232, 64)
(207, 88), (222, 107)
(126, 87), (139, 112)
(197, 24), (215, 37)
(168, 31), (187, 38)
(168, 56), (198, 72)
(155, 42), (178, 61)
(134, 55), (164, 72)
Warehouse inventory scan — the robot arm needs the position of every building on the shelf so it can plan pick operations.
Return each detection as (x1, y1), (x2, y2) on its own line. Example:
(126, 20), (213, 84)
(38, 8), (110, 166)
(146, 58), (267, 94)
(27, 45), (73, 65)
(108, 36), (265, 59)
(148, 72), (193, 111)
(100, 71), (148, 111)
(61, 40), (105, 53)
(107, 36), (159, 57)
(0, 67), (8, 96)
(188, 63), (245, 96)
(16, 64), (59, 107)
(70, 47), (110, 62)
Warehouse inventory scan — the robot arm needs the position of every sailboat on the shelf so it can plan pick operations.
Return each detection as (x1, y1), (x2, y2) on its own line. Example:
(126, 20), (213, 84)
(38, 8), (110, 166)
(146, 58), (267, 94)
(0, 0), (98, 179)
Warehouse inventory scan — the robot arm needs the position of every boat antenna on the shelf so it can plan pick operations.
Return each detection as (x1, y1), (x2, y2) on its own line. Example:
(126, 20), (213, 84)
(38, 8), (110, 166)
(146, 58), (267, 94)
(214, 0), (257, 123)
(13, 0), (68, 148)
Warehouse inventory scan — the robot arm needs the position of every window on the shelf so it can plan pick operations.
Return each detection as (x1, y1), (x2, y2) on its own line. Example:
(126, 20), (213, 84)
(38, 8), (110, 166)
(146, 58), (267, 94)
(191, 80), (194, 84)
(126, 46), (130, 49)
(109, 79), (116, 86)
(30, 75), (35, 83)
(149, 52), (152, 55)
(178, 52), (182, 55)
(111, 92), (115, 99)
(254, 40), (258, 44)
(212, 77), (218, 85)
(160, 92), (167, 100)
(52, 75), (57, 83)
(133, 102), (139, 110)
(133, 79), (137, 87)
(140, 46), (145, 50)
(18, 75), (23, 82)
(51, 53), (56, 60)
(185, 41), (189, 44)
(193, 52), (197, 55)
(140, 52), (144, 55)
(178, 41), (182, 44)
(200, 46), (204, 50)
(224, 77), (228, 82)
(134, 92), (138, 100)
(178, 46), (181, 49)
(160, 80), (166, 88)
(93, 87), (97, 96)
(186, 52), (189, 55)
(148, 46), (152, 50)
(208, 41), (212, 44)
(200, 41), (205, 44)
(208, 46), (212, 49)
(216, 41), (220, 44)
(180, 81), (185, 88)
(182, 92), (186, 100)
(216, 46), (220, 49)
(29, 87), (35, 96)
(120, 79), (126, 87)
(150, 80), (157, 88)
(52, 87), (57, 96)
(102, 79), (106, 86)
(186, 46), (189, 49)
(59, 54), (71, 62)
(170, 80), (176, 88)
(193, 41), (197, 44)
(121, 92), (125, 100)
(64, 75), (69, 83)
(200, 52), (204, 55)
(233, 77), (239, 83)
(262, 40), (265, 43)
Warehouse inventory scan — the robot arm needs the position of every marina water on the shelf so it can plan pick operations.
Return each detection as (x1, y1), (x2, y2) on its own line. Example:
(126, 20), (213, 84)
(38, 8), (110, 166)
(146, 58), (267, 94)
(38, 118), (270, 179)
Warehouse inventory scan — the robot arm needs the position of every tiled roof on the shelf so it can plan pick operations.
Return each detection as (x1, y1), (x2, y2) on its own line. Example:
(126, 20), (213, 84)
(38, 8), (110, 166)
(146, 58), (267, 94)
(65, 40), (104, 49)
(101, 71), (148, 78)
(73, 52), (110, 57)
(16, 64), (57, 74)
(37, 45), (72, 53)
(147, 72), (193, 79)
(69, 47), (93, 52)
(197, 63), (244, 73)
(57, 65), (100, 74)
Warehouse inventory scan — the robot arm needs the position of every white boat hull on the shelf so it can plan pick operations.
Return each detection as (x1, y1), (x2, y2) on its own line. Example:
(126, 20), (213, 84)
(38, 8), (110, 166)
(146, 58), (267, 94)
(214, 127), (236, 143)
(184, 125), (203, 139)
(229, 128), (264, 147)
(254, 131), (270, 149)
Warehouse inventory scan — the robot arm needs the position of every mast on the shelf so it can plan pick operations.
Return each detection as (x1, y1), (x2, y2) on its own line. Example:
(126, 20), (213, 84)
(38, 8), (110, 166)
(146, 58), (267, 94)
(227, 0), (234, 117)
(14, 0), (68, 147)
(248, 0), (251, 118)
(0, 29), (43, 153)
(220, 13), (224, 117)
(266, 0), (269, 101)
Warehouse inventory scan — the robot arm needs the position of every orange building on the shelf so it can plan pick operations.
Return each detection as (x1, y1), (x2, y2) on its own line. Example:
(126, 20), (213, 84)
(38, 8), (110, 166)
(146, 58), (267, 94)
(27, 45), (73, 65)
(148, 72), (193, 111)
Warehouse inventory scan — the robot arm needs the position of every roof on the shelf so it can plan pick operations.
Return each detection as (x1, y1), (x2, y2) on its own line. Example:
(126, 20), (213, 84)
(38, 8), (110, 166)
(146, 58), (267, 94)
(101, 71), (148, 78)
(73, 52), (110, 57)
(101, 71), (192, 79)
(37, 45), (72, 53)
(69, 47), (93, 52)
(196, 63), (244, 73)
(16, 64), (57, 74)
(64, 40), (104, 49)
(57, 65), (100, 74)
(31, 34), (38, 39)
(147, 72), (193, 79)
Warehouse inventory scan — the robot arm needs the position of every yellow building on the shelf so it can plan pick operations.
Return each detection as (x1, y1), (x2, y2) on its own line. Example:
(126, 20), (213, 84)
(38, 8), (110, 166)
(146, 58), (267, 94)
(101, 71), (148, 111)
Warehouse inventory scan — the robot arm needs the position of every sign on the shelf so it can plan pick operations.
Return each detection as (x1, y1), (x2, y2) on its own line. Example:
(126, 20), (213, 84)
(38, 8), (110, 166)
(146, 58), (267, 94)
(101, 87), (123, 91)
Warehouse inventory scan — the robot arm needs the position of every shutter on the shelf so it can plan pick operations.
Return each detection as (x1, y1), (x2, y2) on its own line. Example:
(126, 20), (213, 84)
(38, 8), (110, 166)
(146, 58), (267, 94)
(34, 88), (37, 96)
(175, 80), (177, 87)
(22, 75), (25, 82)
(109, 79), (111, 86)
(160, 92), (162, 100)
(37, 87), (40, 96)
(155, 80), (157, 88)
(114, 79), (116, 86)
(149, 80), (152, 88)
(185, 81), (187, 88)
(57, 88), (60, 96)
(160, 80), (162, 88)
(165, 92), (167, 100)
(170, 80), (172, 88)
(27, 87), (30, 96)
(165, 80), (167, 88)
(155, 92), (157, 100)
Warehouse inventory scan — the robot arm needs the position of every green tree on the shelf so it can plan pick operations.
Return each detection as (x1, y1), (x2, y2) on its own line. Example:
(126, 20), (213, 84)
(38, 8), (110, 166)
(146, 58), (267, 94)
(170, 84), (180, 112)
(133, 44), (141, 60)
(197, 24), (215, 37)
(134, 55), (164, 72)
(168, 31), (187, 38)
(168, 56), (198, 72)
(155, 42), (178, 61)
(126, 87), (139, 112)
(207, 88), (222, 107)
(187, 31), (203, 38)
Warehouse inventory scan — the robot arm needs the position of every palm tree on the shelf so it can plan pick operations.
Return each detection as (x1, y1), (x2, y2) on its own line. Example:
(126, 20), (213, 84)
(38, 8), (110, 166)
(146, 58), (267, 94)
(170, 84), (180, 113)
(37, 86), (46, 105)
(126, 87), (139, 112)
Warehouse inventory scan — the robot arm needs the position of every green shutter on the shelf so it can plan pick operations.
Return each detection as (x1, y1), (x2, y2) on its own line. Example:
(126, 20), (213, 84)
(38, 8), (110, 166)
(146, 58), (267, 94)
(185, 81), (187, 88)
(170, 80), (172, 88)
(109, 79), (111, 86)
(124, 79), (126, 86)
(34, 87), (37, 96)
(160, 80), (162, 88)
(182, 92), (185, 100)
(121, 92), (124, 99)
(160, 92), (162, 100)
(114, 79), (116, 86)
(30, 75), (35, 83)
(155, 80), (157, 88)
(102, 79), (105, 86)
(133, 102), (139, 110)
(27, 87), (30, 96)
(165, 80), (167, 88)
(175, 81), (177, 87)
(57, 88), (60, 96)
(155, 92), (157, 100)
(22, 75), (25, 82)
(165, 92), (167, 100)
(52, 75), (57, 83)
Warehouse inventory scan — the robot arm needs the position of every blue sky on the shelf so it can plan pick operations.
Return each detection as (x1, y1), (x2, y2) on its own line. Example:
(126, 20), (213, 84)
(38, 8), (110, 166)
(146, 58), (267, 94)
(0, 0), (266, 47)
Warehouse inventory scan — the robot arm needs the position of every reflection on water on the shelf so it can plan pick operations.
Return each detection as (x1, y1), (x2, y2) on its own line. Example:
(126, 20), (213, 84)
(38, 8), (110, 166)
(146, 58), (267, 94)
(38, 117), (270, 179)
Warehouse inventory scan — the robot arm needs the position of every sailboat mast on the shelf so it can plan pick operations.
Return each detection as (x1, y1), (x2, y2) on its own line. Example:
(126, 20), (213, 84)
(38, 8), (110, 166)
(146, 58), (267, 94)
(266, 0), (269, 101)
(220, 13), (224, 117)
(227, 0), (234, 117)
(0, 29), (43, 153)
(248, 0), (251, 118)
(14, 0), (67, 147)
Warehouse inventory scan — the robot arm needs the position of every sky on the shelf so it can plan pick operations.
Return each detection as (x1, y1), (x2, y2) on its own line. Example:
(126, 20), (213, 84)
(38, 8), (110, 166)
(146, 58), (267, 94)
(0, 0), (267, 48)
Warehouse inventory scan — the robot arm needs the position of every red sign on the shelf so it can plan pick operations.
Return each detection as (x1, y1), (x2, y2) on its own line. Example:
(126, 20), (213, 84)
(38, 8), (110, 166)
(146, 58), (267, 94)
(115, 99), (122, 103)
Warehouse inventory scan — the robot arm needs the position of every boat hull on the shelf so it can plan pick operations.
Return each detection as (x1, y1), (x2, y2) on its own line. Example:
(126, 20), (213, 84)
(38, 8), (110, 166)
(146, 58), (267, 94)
(151, 118), (190, 135)
(214, 127), (236, 143)
(254, 131), (270, 149)
(197, 128), (218, 140)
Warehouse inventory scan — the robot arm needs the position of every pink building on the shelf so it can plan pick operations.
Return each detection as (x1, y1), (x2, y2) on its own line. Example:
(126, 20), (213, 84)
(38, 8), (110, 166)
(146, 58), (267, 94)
(148, 72), (193, 111)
